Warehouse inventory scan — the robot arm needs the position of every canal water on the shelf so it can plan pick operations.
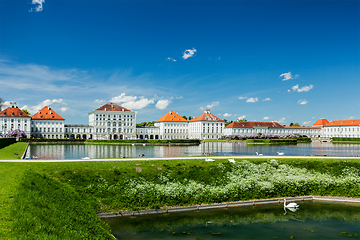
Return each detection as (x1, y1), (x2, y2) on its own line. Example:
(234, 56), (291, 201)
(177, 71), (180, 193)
(26, 142), (360, 159)
(103, 201), (360, 240)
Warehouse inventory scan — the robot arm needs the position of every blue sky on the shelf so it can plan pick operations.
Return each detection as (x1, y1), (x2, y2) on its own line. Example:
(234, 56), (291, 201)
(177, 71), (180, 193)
(0, 0), (359, 125)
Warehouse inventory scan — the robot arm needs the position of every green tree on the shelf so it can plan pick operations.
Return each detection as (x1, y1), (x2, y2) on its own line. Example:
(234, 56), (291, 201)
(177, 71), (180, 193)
(182, 116), (188, 120)
(145, 121), (154, 126)
(188, 116), (192, 120)
(22, 109), (31, 116)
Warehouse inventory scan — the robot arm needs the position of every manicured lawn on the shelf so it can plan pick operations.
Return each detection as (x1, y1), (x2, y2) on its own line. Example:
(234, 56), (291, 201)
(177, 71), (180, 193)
(0, 155), (360, 239)
(0, 163), (27, 239)
(0, 142), (28, 160)
(0, 143), (28, 239)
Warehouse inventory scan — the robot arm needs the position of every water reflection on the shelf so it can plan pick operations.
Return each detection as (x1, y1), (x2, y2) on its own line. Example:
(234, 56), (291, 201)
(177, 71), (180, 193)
(27, 142), (360, 159)
(103, 202), (360, 240)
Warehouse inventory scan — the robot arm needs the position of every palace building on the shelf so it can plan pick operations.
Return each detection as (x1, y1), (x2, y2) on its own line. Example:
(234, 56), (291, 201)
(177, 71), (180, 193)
(188, 109), (224, 140)
(0, 102), (31, 137)
(0, 101), (359, 140)
(31, 106), (65, 139)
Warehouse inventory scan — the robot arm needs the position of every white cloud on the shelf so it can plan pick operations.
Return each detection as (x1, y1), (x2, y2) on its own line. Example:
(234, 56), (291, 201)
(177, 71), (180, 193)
(237, 115), (246, 121)
(303, 121), (312, 125)
(182, 48), (197, 60)
(94, 99), (105, 104)
(155, 99), (172, 110)
(263, 116), (270, 120)
(295, 74), (300, 79)
(166, 57), (176, 62)
(262, 98), (271, 101)
(223, 113), (232, 118)
(123, 98), (155, 110)
(200, 101), (219, 110)
(279, 71), (293, 81)
(297, 99), (308, 105)
(27, 99), (66, 114)
(111, 93), (138, 103)
(3, 101), (11, 107)
(30, 0), (45, 12)
(246, 97), (258, 103)
(60, 107), (69, 112)
(349, 116), (356, 119)
(278, 117), (286, 124)
(207, 101), (219, 108)
(238, 96), (247, 100)
(176, 96), (183, 99)
(111, 93), (155, 110)
(291, 84), (314, 92)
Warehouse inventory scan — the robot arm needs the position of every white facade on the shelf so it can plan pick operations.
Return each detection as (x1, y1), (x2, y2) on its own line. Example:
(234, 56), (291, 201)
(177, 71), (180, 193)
(64, 125), (92, 139)
(322, 120), (360, 138)
(0, 104), (31, 137)
(154, 121), (189, 139)
(0, 114), (31, 137)
(136, 126), (160, 139)
(88, 103), (137, 140)
(188, 110), (224, 140)
(223, 121), (321, 138)
(31, 120), (65, 139)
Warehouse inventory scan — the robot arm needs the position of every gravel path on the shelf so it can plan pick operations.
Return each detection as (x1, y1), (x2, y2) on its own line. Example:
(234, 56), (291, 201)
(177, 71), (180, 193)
(0, 155), (359, 162)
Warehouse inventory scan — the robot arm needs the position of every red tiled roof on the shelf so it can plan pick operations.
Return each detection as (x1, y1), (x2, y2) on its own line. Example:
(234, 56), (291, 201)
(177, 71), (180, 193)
(32, 106), (65, 120)
(226, 121), (284, 129)
(155, 111), (188, 122)
(0, 106), (30, 118)
(284, 126), (321, 129)
(325, 119), (360, 127)
(189, 112), (224, 122)
(95, 102), (131, 112)
(312, 118), (329, 126)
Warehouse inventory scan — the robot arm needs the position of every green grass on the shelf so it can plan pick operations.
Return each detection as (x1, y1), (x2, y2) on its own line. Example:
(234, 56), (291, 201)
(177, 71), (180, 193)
(1, 157), (360, 239)
(0, 163), (27, 239)
(0, 142), (28, 160)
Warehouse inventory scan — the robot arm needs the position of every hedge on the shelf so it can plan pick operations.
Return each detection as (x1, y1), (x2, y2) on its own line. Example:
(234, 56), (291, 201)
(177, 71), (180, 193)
(20, 138), (201, 144)
(246, 139), (297, 144)
(20, 138), (86, 143)
(332, 137), (360, 143)
(0, 137), (17, 149)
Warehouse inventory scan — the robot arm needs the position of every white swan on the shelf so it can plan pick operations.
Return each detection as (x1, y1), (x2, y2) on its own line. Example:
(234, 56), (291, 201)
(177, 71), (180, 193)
(255, 152), (263, 156)
(205, 158), (215, 162)
(277, 152), (284, 155)
(284, 199), (299, 209)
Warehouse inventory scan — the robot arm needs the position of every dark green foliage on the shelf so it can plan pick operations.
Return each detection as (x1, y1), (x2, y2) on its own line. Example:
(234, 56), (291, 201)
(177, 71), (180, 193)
(20, 138), (86, 143)
(11, 171), (114, 240)
(0, 137), (17, 149)
(332, 137), (360, 143)
(297, 137), (312, 142)
(20, 138), (200, 145)
(246, 139), (297, 144)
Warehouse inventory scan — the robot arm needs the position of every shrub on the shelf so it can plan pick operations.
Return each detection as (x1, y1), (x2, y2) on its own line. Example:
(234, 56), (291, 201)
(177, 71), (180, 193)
(0, 137), (17, 149)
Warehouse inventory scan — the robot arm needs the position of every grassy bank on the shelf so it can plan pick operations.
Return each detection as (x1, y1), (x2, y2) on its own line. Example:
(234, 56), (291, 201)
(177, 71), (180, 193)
(246, 139), (298, 144)
(332, 137), (360, 144)
(0, 142), (28, 160)
(20, 138), (201, 145)
(1, 157), (360, 239)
